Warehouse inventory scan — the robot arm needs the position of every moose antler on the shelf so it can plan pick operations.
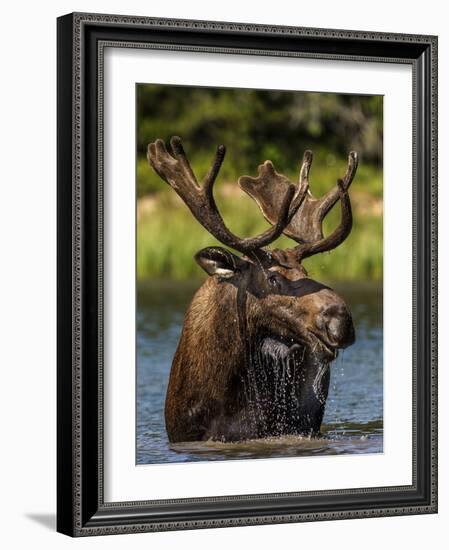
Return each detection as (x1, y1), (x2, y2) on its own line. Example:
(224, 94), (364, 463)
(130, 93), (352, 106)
(147, 137), (304, 262)
(239, 150), (358, 260)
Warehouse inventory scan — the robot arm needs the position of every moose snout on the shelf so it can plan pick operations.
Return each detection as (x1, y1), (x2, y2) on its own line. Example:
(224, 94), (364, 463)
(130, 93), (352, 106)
(317, 304), (355, 348)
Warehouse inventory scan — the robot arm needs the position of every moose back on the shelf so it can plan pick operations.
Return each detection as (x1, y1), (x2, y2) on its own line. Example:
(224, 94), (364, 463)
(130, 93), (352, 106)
(148, 137), (357, 443)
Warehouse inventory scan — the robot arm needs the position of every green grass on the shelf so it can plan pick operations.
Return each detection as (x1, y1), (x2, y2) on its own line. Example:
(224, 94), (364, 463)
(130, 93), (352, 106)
(137, 162), (382, 282)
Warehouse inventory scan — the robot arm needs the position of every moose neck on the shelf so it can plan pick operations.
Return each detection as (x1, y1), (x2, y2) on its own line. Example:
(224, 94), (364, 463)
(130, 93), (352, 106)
(178, 277), (247, 391)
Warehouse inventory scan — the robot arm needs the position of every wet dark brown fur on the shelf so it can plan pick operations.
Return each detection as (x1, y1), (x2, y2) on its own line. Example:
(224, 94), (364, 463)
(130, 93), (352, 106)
(165, 252), (355, 443)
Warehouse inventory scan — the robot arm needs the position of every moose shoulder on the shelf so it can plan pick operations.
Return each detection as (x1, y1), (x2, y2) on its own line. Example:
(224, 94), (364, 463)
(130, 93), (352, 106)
(147, 137), (357, 443)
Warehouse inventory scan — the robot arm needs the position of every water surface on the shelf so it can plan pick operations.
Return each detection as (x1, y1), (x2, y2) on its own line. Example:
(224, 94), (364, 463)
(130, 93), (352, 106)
(136, 280), (383, 464)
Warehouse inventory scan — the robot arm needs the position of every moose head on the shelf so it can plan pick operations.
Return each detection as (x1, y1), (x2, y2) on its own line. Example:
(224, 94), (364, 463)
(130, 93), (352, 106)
(147, 137), (357, 443)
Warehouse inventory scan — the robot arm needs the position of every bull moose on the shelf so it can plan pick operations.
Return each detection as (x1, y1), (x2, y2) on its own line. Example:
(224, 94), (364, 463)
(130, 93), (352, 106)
(147, 137), (357, 443)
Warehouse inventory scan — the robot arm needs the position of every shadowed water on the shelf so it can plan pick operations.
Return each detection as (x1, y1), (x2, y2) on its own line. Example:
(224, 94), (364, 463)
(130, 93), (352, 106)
(137, 280), (383, 464)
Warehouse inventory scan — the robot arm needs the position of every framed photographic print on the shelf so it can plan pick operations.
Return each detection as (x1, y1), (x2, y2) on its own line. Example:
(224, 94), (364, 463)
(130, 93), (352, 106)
(57, 12), (438, 536)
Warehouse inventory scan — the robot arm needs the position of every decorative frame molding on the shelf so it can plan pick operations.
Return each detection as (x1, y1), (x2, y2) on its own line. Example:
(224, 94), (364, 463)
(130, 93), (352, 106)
(57, 12), (437, 536)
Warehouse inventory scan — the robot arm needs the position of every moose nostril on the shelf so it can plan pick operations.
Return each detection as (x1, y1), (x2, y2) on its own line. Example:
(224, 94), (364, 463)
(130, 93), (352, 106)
(318, 305), (354, 346)
(321, 305), (343, 319)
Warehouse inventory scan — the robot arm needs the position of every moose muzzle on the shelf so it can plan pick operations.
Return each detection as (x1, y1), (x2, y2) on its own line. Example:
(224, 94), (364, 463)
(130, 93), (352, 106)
(317, 304), (355, 349)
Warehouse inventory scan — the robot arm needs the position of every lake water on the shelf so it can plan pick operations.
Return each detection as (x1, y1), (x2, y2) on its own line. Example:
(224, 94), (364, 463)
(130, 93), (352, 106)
(136, 280), (383, 464)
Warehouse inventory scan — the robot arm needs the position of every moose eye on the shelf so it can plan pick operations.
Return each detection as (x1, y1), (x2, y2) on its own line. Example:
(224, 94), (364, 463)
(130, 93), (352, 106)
(268, 274), (279, 288)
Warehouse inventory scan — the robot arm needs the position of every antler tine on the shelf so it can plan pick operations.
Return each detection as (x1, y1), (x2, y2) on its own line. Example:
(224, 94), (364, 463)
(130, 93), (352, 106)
(343, 151), (358, 188)
(293, 179), (353, 260)
(147, 137), (299, 259)
(299, 150), (313, 186)
(288, 150), (312, 216)
(203, 144), (226, 199)
(169, 136), (199, 186)
(315, 151), (358, 219)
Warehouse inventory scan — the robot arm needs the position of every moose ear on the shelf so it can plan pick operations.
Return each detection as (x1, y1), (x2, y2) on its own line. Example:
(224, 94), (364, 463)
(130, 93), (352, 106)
(194, 247), (247, 278)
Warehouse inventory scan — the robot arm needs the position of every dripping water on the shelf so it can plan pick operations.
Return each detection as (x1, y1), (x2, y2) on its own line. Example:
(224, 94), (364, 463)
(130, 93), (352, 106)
(237, 337), (332, 439)
(313, 362), (330, 405)
(326, 350), (346, 438)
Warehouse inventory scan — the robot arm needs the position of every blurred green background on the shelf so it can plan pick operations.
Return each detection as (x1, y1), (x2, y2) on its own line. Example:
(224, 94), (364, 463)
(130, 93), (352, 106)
(136, 85), (383, 282)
